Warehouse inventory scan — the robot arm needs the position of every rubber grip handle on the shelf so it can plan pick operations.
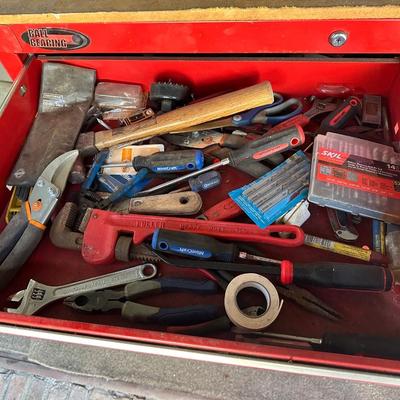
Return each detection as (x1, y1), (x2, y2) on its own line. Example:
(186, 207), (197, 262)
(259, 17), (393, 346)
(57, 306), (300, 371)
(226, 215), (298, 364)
(152, 229), (237, 261)
(0, 207), (29, 264)
(0, 223), (44, 290)
(318, 333), (400, 360)
(293, 262), (392, 291)
(189, 171), (222, 192)
(133, 150), (204, 173)
(267, 114), (311, 135)
(229, 125), (305, 164)
(220, 134), (248, 149)
(235, 159), (271, 178)
(319, 96), (361, 133)
(124, 277), (219, 299)
(202, 198), (243, 221)
(122, 302), (220, 325)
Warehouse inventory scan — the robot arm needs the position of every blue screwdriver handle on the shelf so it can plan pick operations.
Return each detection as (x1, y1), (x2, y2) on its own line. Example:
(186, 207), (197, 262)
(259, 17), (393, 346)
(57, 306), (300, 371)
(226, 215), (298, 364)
(133, 150), (204, 173)
(152, 229), (237, 261)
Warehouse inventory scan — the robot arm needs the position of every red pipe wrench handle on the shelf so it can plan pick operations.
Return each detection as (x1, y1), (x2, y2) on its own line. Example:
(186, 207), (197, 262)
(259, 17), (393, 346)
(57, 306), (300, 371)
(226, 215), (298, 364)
(82, 210), (304, 264)
(267, 114), (311, 135)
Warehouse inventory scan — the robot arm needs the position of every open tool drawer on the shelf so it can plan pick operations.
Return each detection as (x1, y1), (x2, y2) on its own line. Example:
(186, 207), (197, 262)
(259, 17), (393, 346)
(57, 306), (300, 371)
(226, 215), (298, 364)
(1, 53), (400, 376)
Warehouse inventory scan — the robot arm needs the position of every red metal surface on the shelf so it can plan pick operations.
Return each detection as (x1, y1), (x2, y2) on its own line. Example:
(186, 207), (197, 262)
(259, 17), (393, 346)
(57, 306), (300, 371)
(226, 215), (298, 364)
(0, 20), (399, 54)
(82, 210), (303, 264)
(0, 53), (23, 80)
(1, 311), (400, 376)
(0, 56), (400, 374)
(0, 58), (41, 210)
(201, 197), (242, 221)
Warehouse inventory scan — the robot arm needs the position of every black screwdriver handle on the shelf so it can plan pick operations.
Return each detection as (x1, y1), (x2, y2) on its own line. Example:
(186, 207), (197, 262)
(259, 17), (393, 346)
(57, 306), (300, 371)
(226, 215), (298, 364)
(228, 125), (305, 165)
(317, 333), (400, 360)
(293, 262), (392, 291)
(133, 150), (204, 173)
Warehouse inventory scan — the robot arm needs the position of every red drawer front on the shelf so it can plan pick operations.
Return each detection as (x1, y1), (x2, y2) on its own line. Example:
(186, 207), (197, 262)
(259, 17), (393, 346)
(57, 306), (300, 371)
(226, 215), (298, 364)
(0, 20), (400, 54)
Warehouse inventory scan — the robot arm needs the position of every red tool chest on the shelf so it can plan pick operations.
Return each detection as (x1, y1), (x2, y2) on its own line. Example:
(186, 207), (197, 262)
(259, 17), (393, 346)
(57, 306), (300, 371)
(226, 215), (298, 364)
(0, 9), (400, 380)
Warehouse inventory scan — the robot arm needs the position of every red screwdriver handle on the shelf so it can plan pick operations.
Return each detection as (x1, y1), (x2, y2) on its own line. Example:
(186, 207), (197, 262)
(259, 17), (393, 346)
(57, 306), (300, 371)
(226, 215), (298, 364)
(82, 210), (304, 264)
(267, 114), (311, 135)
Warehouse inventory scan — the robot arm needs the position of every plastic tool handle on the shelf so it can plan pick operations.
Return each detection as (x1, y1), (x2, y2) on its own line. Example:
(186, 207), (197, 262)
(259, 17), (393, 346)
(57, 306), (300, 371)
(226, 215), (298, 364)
(201, 197), (243, 221)
(0, 223), (44, 291)
(152, 229), (237, 261)
(133, 150), (204, 173)
(318, 333), (400, 360)
(97, 168), (149, 209)
(94, 81), (274, 150)
(267, 114), (311, 135)
(189, 171), (222, 192)
(228, 125), (305, 165)
(0, 207), (29, 264)
(122, 302), (220, 325)
(124, 277), (219, 299)
(293, 262), (392, 291)
(82, 150), (109, 191)
(319, 96), (362, 133)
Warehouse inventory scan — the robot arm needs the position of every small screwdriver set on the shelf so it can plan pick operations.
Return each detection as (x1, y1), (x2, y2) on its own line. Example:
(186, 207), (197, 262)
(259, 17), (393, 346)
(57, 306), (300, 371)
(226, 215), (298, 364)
(309, 132), (400, 223)
(229, 151), (310, 228)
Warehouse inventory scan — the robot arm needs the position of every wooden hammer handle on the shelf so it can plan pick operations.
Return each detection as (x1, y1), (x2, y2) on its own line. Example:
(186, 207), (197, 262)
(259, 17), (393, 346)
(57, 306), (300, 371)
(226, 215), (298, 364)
(94, 81), (273, 150)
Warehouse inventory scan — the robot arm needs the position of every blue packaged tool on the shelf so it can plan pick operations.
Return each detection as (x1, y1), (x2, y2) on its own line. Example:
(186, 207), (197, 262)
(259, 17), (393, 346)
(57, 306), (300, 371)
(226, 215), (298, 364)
(82, 150), (109, 191)
(97, 174), (152, 197)
(229, 151), (310, 229)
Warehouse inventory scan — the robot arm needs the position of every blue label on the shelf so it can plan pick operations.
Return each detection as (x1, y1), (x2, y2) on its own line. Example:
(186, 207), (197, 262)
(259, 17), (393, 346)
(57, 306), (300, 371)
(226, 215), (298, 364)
(170, 245), (212, 259)
(153, 165), (186, 172)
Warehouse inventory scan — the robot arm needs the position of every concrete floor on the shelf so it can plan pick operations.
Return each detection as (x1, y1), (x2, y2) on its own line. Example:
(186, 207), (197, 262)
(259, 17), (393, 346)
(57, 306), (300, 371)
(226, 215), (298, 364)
(0, 332), (399, 400)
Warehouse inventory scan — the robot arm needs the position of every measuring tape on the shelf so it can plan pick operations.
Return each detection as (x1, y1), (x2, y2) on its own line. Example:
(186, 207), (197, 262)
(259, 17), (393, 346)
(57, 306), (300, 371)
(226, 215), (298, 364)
(224, 273), (283, 331)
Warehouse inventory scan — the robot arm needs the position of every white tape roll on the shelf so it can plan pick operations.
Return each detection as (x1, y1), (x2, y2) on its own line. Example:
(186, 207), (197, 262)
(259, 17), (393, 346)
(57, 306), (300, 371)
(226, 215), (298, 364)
(224, 273), (283, 331)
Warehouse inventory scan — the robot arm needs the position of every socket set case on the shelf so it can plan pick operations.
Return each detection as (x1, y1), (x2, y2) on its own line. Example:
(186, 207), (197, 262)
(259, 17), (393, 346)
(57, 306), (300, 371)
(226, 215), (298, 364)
(1, 12), (400, 383)
(309, 133), (400, 223)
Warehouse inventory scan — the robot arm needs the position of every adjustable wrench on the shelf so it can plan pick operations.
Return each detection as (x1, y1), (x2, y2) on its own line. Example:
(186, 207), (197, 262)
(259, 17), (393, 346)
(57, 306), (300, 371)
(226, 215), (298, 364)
(80, 209), (304, 264)
(6, 263), (157, 315)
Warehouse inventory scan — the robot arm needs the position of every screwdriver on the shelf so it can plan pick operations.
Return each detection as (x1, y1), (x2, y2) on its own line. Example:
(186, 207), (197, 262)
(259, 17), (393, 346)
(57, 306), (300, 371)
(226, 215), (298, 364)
(170, 171), (222, 193)
(318, 96), (362, 133)
(233, 330), (400, 360)
(135, 125), (305, 196)
(152, 230), (393, 291)
(101, 150), (204, 173)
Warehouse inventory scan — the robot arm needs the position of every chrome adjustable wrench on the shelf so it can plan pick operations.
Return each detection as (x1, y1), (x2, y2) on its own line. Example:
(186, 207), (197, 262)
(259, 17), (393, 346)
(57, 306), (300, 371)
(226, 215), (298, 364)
(6, 263), (157, 315)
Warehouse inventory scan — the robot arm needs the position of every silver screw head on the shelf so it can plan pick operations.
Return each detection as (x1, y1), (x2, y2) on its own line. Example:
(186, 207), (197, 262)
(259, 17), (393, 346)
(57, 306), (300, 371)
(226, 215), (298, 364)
(36, 179), (44, 187)
(232, 115), (242, 122)
(329, 31), (348, 47)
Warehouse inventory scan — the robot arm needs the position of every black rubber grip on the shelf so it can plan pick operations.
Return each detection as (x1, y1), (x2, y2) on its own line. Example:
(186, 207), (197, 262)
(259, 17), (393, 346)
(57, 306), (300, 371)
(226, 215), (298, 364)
(122, 302), (220, 325)
(228, 126), (304, 165)
(0, 207), (29, 264)
(318, 333), (400, 360)
(293, 262), (392, 291)
(0, 223), (44, 290)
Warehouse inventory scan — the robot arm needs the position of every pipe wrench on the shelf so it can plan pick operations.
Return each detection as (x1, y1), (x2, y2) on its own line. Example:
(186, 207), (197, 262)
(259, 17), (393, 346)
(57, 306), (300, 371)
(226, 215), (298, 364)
(79, 209), (304, 264)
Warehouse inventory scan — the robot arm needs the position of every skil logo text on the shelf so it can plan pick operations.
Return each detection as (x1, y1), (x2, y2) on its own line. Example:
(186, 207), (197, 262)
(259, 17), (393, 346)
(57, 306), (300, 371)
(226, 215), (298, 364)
(321, 150), (343, 160)
(22, 28), (90, 50)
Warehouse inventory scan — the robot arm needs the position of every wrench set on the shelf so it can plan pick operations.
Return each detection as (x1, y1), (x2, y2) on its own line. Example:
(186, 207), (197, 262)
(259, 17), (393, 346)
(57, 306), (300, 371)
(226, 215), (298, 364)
(2, 70), (400, 360)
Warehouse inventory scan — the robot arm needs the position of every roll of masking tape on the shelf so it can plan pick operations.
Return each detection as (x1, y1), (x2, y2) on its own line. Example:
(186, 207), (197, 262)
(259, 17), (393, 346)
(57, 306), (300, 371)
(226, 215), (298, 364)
(224, 273), (283, 331)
